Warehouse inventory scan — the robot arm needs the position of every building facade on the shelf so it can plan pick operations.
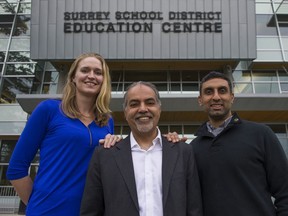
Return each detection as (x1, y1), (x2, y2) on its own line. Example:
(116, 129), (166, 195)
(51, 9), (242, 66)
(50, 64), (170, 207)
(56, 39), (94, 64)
(0, 0), (288, 213)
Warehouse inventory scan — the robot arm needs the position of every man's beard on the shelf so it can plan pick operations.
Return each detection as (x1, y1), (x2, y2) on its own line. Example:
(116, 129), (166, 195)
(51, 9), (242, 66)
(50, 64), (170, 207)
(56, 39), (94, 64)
(209, 110), (229, 121)
(136, 121), (154, 133)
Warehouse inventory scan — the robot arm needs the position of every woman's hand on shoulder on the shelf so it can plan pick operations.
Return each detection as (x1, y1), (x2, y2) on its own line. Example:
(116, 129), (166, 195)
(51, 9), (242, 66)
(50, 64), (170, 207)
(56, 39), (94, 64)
(163, 132), (187, 143)
(99, 134), (122, 148)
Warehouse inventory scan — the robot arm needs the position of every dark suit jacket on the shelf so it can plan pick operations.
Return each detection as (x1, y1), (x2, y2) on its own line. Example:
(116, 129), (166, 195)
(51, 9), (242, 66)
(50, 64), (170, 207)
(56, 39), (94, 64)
(80, 135), (203, 216)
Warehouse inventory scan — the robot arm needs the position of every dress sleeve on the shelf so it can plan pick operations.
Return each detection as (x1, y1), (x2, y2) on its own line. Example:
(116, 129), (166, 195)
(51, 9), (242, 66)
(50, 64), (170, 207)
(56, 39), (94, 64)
(6, 100), (55, 180)
(108, 116), (114, 134)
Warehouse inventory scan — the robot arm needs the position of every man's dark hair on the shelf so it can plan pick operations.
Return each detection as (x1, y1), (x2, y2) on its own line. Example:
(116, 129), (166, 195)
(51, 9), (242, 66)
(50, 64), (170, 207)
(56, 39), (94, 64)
(199, 71), (233, 94)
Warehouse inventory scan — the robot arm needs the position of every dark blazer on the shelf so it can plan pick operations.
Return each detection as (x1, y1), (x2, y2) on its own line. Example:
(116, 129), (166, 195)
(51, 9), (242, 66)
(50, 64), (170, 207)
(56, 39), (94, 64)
(80, 135), (203, 216)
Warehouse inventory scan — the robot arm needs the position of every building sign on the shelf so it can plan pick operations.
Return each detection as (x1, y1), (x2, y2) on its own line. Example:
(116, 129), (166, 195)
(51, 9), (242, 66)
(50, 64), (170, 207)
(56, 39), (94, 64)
(30, 0), (256, 60)
(63, 11), (222, 33)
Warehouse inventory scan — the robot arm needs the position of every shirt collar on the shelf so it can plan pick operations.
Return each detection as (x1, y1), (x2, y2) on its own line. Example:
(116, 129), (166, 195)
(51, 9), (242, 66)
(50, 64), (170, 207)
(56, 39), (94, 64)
(207, 115), (233, 133)
(130, 128), (162, 149)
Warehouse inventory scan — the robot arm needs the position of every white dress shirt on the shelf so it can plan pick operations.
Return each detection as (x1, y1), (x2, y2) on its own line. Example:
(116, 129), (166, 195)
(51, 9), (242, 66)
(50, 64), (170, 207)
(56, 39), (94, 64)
(130, 129), (163, 216)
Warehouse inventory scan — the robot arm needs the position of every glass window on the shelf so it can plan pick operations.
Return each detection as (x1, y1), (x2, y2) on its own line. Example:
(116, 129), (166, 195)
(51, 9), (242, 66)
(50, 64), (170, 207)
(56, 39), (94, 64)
(0, 52), (5, 62)
(43, 71), (58, 82)
(0, 77), (38, 104)
(278, 70), (288, 81)
(279, 27), (288, 35)
(170, 71), (181, 81)
(184, 125), (199, 135)
(18, 2), (31, 14)
(122, 126), (130, 136)
(111, 70), (123, 82)
(170, 83), (181, 91)
(0, 14), (14, 37)
(182, 71), (199, 81)
(256, 2), (273, 14)
(5, 63), (35, 75)
(233, 70), (252, 82)
(125, 70), (167, 82)
(13, 15), (30, 37)
(158, 125), (168, 134)
(0, 140), (16, 163)
(182, 83), (198, 92)
(9, 38), (30, 51)
(155, 83), (167, 91)
(0, 3), (17, 14)
(256, 15), (278, 35)
(112, 83), (124, 92)
(169, 125), (183, 134)
(42, 71), (59, 94)
(278, 137), (288, 158)
(280, 83), (288, 92)
(233, 83), (253, 93)
(0, 38), (9, 51)
(254, 83), (279, 93)
(256, 50), (283, 61)
(7, 51), (31, 62)
(252, 71), (278, 81)
(268, 124), (287, 134)
(282, 37), (288, 51)
(257, 37), (281, 49)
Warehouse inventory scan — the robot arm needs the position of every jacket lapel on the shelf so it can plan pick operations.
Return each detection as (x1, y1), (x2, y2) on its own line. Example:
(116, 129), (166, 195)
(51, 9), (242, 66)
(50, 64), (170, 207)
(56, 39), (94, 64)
(113, 136), (139, 211)
(162, 137), (178, 207)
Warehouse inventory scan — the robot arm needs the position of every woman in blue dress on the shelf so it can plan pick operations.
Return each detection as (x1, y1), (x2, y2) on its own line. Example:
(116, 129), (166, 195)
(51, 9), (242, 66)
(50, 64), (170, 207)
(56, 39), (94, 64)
(7, 53), (116, 216)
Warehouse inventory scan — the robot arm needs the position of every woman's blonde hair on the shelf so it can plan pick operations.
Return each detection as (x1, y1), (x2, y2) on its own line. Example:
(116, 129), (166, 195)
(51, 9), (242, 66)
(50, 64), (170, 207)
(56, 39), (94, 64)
(61, 53), (111, 126)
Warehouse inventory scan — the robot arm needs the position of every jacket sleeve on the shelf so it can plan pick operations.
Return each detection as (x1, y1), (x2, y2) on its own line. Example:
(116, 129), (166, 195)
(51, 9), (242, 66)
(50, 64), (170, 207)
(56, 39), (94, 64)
(80, 147), (105, 216)
(264, 125), (288, 216)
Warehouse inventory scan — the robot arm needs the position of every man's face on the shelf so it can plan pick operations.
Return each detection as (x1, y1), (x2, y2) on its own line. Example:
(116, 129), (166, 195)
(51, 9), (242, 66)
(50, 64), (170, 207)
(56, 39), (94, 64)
(124, 84), (161, 137)
(198, 78), (234, 121)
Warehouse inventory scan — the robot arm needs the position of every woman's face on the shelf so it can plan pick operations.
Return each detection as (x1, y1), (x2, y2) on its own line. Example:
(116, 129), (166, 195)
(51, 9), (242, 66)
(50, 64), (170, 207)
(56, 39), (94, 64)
(73, 56), (104, 98)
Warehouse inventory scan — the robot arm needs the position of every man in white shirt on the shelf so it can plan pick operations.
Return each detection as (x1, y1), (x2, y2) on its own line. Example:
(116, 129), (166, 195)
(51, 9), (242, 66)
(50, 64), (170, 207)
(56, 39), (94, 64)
(80, 81), (203, 216)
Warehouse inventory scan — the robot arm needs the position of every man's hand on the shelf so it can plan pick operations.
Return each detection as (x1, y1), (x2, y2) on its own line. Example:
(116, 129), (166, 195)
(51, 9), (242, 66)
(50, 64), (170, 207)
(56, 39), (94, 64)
(99, 134), (122, 148)
(163, 132), (188, 143)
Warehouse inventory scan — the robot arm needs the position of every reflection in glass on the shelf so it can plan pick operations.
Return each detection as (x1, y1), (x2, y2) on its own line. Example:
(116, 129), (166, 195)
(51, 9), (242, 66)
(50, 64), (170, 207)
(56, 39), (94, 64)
(280, 83), (288, 92)
(233, 70), (252, 82)
(10, 38), (30, 51)
(0, 14), (14, 37)
(182, 83), (198, 92)
(0, 77), (40, 104)
(18, 3), (31, 14)
(278, 71), (288, 81)
(42, 71), (59, 94)
(0, 140), (16, 163)
(234, 83), (253, 93)
(156, 83), (167, 91)
(256, 15), (278, 35)
(277, 137), (288, 159)
(43, 71), (59, 82)
(5, 63), (35, 75)
(254, 83), (279, 93)
(0, 52), (5, 62)
(170, 83), (181, 91)
(13, 15), (30, 36)
(0, 3), (17, 14)
(252, 71), (278, 81)
(0, 39), (9, 51)
(111, 83), (124, 92)
(7, 51), (31, 62)
(170, 71), (181, 81)
(182, 71), (199, 81)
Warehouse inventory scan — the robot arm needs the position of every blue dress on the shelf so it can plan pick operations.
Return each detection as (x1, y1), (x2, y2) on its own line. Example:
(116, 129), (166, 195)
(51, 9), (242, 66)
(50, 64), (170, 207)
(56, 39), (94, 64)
(7, 99), (114, 216)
